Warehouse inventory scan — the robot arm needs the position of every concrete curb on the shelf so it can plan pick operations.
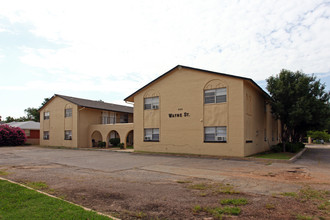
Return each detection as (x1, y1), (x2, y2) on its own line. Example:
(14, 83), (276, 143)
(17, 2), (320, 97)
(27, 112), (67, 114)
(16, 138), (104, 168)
(134, 149), (308, 164)
(0, 177), (119, 220)
(289, 147), (307, 163)
(38, 145), (133, 153)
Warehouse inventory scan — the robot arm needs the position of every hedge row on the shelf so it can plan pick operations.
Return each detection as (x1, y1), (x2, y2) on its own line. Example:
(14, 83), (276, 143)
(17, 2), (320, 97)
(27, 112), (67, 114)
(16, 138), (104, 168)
(0, 124), (26, 146)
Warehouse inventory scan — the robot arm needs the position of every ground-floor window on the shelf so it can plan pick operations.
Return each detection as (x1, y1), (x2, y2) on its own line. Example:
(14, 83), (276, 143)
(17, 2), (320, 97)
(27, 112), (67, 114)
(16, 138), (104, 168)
(65, 130), (72, 140)
(43, 131), (49, 140)
(144, 128), (159, 141)
(24, 129), (30, 137)
(204, 126), (227, 142)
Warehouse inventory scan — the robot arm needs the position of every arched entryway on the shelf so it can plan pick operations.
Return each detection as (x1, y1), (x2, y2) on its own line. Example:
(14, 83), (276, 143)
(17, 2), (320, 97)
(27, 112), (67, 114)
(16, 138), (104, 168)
(91, 130), (102, 147)
(126, 130), (133, 148)
(108, 130), (120, 147)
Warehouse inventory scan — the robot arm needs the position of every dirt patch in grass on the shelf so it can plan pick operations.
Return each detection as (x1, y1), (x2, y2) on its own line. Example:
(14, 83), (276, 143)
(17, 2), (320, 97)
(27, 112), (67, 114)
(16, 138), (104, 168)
(3, 166), (329, 219)
(0, 169), (9, 176)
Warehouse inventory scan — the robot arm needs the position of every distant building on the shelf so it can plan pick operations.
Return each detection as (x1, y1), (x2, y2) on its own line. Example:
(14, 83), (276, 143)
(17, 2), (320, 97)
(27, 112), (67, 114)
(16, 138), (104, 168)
(7, 121), (40, 145)
(39, 94), (133, 148)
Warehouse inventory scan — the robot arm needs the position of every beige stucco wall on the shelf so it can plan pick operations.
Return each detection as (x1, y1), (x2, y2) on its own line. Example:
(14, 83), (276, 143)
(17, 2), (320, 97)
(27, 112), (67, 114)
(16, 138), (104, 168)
(133, 67), (246, 157)
(88, 123), (134, 147)
(78, 108), (133, 148)
(40, 96), (133, 148)
(40, 97), (79, 148)
(243, 81), (279, 156)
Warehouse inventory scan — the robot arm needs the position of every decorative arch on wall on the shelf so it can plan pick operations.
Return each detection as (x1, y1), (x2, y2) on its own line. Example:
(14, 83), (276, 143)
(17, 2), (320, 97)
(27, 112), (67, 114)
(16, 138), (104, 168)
(126, 130), (134, 147)
(143, 89), (160, 98)
(64, 104), (72, 109)
(91, 130), (102, 147)
(204, 79), (227, 90)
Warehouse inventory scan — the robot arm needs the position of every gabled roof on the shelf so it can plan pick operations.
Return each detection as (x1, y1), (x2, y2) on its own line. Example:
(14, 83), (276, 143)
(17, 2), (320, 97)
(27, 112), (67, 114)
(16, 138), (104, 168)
(7, 121), (40, 130)
(124, 65), (270, 102)
(40, 94), (133, 113)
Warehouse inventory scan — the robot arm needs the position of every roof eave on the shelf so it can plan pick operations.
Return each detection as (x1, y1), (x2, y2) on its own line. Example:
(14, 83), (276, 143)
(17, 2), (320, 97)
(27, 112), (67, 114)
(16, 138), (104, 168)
(124, 65), (271, 102)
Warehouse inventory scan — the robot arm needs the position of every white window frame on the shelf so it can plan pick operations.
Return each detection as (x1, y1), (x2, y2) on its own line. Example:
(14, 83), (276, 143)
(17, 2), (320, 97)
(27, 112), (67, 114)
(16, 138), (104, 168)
(43, 131), (49, 140)
(44, 112), (50, 120)
(204, 126), (227, 142)
(65, 108), (72, 118)
(144, 97), (159, 110)
(64, 130), (72, 140)
(144, 128), (159, 141)
(110, 112), (116, 124)
(24, 129), (30, 137)
(204, 88), (227, 104)
(101, 112), (109, 124)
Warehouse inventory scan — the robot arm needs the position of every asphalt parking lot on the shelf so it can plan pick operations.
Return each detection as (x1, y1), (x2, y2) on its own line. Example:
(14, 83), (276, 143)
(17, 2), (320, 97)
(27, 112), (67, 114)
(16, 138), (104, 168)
(0, 145), (329, 219)
(296, 144), (330, 167)
(0, 145), (329, 194)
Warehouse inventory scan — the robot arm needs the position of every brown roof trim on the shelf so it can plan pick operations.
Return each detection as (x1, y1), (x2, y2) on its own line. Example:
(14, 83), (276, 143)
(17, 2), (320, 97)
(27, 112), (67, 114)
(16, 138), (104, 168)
(39, 94), (133, 113)
(124, 65), (271, 102)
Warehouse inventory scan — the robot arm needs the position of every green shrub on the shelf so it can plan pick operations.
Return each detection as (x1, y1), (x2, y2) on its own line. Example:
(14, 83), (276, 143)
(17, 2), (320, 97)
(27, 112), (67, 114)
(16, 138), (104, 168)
(0, 125), (27, 146)
(286, 142), (305, 153)
(97, 141), (106, 148)
(109, 138), (120, 147)
(270, 143), (283, 152)
(118, 143), (125, 149)
(271, 142), (304, 153)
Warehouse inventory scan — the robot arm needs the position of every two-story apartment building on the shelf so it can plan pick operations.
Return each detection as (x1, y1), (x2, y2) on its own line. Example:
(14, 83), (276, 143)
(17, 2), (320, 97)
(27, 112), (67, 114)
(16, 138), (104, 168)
(39, 94), (133, 148)
(124, 65), (280, 157)
(39, 66), (279, 157)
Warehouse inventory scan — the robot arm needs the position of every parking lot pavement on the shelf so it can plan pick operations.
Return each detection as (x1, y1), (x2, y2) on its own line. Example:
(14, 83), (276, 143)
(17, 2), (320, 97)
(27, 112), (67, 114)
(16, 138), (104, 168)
(295, 144), (330, 167)
(0, 146), (329, 195)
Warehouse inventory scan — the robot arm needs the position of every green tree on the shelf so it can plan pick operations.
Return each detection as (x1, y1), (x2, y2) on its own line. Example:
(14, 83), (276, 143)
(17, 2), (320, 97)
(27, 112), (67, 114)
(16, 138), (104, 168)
(5, 116), (15, 123)
(41, 97), (51, 107)
(307, 130), (329, 142)
(4, 97), (51, 123)
(24, 107), (40, 122)
(266, 69), (330, 145)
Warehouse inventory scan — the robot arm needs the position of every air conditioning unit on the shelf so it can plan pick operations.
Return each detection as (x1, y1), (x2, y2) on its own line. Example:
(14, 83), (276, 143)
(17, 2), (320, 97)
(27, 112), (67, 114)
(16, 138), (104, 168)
(216, 136), (225, 141)
(152, 105), (159, 109)
(144, 136), (151, 140)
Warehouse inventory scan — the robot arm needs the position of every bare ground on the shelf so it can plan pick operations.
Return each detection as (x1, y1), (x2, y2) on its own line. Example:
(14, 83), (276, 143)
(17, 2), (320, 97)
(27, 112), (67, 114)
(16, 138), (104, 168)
(0, 146), (329, 219)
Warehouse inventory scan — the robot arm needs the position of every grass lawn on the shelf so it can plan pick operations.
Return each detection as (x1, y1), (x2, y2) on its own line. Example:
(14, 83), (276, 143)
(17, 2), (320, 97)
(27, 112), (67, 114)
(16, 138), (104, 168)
(253, 152), (295, 160)
(0, 179), (111, 220)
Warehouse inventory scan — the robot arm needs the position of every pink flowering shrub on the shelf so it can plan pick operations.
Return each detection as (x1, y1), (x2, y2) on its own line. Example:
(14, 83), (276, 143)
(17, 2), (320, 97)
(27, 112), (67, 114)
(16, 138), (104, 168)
(0, 124), (27, 146)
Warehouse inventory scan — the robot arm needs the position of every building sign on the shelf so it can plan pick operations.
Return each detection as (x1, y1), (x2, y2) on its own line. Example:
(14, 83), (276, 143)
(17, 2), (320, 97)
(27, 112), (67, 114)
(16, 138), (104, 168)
(168, 112), (190, 118)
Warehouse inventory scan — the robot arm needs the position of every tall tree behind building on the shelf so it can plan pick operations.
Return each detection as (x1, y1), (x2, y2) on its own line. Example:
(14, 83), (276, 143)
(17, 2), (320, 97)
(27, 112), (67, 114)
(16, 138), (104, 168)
(266, 69), (330, 143)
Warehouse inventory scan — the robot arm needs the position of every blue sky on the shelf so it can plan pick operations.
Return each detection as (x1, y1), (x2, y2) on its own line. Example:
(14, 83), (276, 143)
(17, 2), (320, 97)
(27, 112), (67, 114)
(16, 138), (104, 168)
(1, 0), (330, 119)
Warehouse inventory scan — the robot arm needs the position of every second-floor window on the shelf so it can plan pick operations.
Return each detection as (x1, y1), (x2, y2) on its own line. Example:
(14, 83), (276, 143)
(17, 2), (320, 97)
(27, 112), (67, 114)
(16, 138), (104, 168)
(120, 114), (128, 123)
(144, 97), (159, 110)
(110, 112), (116, 124)
(204, 88), (227, 104)
(65, 108), (72, 117)
(44, 112), (50, 120)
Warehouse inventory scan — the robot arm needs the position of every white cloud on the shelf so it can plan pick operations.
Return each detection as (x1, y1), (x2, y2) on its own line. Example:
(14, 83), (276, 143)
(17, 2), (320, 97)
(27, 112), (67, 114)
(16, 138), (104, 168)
(0, 0), (330, 94)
